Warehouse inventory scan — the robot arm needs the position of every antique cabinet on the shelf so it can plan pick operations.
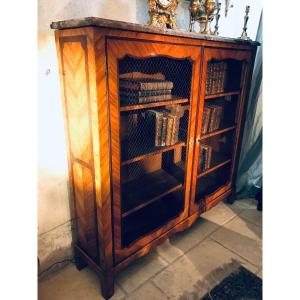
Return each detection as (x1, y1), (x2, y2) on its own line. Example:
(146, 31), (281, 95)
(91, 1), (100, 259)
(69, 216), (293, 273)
(51, 17), (259, 299)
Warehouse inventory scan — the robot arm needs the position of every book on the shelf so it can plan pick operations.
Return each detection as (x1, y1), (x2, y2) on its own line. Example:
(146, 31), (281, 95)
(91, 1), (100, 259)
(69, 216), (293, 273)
(165, 114), (175, 146)
(200, 144), (213, 172)
(207, 105), (223, 132)
(172, 115), (180, 144)
(161, 116), (168, 146)
(146, 110), (164, 147)
(120, 93), (173, 105)
(120, 89), (172, 98)
(119, 78), (174, 91)
(201, 106), (212, 135)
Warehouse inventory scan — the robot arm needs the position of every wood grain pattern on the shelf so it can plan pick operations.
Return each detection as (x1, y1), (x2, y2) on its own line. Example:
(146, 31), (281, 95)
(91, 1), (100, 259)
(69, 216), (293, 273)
(58, 34), (99, 260)
(53, 23), (258, 299)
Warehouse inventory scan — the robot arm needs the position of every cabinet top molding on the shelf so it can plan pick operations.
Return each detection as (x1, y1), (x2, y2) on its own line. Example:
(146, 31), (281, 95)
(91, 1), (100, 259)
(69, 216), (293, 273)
(50, 17), (260, 46)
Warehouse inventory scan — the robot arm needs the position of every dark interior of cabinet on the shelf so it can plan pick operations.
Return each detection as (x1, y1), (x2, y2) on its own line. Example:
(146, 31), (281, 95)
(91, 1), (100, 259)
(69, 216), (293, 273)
(195, 164), (231, 201)
(122, 189), (184, 247)
(118, 56), (192, 247)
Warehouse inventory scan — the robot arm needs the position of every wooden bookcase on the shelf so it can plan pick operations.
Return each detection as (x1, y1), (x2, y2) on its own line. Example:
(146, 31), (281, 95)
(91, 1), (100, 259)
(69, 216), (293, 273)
(51, 17), (259, 299)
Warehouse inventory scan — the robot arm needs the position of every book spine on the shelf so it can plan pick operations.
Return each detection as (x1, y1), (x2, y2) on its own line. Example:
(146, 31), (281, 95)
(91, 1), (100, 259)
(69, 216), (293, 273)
(173, 115), (180, 144)
(208, 107), (216, 132)
(200, 146), (207, 172)
(214, 106), (223, 131)
(166, 115), (174, 146)
(161, 116), (168, 147)
(201, 107), (210, 134)
(120, 93), (173, 104)
(205, 145), (212, 170)
(140, 81), (174, 91)
(155, 112), (163, 146)
(120, 89), (172, 97)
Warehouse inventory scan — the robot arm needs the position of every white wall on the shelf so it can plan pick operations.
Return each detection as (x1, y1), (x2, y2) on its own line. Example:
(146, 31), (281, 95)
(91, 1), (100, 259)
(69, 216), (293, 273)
(38, 0), (137, 276)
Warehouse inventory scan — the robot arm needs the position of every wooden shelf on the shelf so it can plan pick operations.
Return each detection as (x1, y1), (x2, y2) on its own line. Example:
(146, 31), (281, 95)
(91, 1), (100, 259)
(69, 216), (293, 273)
(120, 98), (189, 112)
(122, 189), (183, 247)
(122, 169), (183, 218)
(122, 141), (186, 166)
(197, 158), (231, 178)
(205, 90), (240, 100)
(201, 125), (236, 140)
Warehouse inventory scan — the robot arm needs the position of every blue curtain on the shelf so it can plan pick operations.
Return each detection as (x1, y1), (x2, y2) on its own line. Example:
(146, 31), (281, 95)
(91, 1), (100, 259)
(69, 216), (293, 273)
(236, 12), (262, 198)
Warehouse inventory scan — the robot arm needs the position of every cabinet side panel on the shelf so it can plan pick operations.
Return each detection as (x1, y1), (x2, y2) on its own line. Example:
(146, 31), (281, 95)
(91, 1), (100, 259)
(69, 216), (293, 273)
(62, 39), (92, 163)
(58, 35), (98, 260)
(73, 162), (98, 258)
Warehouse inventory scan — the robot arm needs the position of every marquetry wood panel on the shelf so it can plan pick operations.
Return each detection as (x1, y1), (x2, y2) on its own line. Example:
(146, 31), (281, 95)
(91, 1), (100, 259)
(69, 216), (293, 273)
(73, 161), (98, 258)
(55, 29), (115, 275)
(106, 38), (201, 263)
(61, 38), (92, 164)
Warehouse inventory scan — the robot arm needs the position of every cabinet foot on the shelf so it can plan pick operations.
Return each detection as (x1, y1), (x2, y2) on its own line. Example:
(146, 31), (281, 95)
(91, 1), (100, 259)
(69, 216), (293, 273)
(225, 190), (236, 205)
(100, 272), (114, 299)
(74, 248), (87, 271)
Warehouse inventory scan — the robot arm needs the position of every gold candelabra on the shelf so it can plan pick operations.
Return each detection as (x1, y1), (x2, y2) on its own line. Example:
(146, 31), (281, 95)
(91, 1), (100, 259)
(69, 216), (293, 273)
(189, 0), (216, 35)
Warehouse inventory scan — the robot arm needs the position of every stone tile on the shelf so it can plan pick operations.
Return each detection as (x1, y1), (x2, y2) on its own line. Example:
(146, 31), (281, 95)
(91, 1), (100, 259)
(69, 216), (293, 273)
(125, 282), (168, 300)
(156, 218), (219, 263)
(38, 264), (125, 300)
(231, 198), (257, 210)
(116, 252), (168, 294)
(257, 268), (262, 279)
(211, 216), (262, 267)
(201, 201), (243, 226)
(152, 238), (257, 299)
(239, 209), (262, 227)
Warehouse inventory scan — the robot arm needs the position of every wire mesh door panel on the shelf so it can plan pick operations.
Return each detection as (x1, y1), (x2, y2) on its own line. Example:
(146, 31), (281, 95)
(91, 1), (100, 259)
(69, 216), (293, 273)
(107, 39), (201, 260)
(189, 48), (252, 215)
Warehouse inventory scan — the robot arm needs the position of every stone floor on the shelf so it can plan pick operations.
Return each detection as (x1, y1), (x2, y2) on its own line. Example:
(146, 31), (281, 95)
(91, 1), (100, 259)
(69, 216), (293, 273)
(38, 198), (262, 300)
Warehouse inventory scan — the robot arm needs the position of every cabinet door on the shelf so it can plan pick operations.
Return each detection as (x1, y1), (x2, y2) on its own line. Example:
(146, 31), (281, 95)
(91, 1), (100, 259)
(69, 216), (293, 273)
(189, 48), (253, 215)
(106, 38), (201, 263)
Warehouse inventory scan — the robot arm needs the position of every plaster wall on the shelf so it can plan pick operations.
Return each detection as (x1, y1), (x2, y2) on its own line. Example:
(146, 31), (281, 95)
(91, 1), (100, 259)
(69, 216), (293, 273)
(38, 0), (137, 275)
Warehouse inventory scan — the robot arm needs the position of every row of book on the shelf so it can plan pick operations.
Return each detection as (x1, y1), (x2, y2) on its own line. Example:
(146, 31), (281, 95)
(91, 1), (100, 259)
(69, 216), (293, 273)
(201, 104), (223, 134)
(205, 62), (227, 95)
(199, 144), (213, 172)
(146, 106), (184, 147)
(119, 77), (174, 105)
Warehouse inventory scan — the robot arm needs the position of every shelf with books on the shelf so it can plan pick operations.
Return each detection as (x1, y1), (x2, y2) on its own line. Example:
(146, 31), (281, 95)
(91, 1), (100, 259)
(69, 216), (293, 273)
(205, 90), (240, 100)
(201, 125), (236, 141)
(197, 130), (235, 177)
(121, 168), (183, 218)
(120, 98), (189, 112)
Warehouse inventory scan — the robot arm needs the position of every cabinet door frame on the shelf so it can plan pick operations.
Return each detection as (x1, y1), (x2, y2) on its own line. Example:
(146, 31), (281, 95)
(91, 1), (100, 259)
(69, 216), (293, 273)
(106, 37), (201, 263)
(189, 47), (253, 215)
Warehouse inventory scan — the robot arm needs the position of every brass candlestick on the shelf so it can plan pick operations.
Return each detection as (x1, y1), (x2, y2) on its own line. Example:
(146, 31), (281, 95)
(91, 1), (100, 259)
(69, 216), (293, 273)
(239, 5), (251, 40)
(200, 0), (216, 35)
(214, 2), (221, 35)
